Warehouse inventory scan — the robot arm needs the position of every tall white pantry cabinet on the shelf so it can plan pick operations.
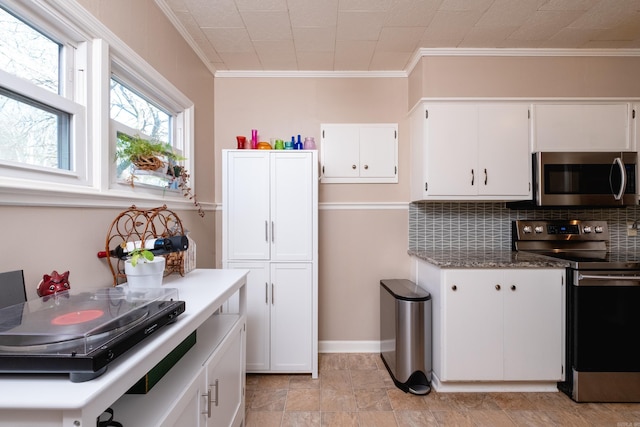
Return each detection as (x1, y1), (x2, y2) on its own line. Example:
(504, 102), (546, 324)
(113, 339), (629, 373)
(222, 149), (319, 378)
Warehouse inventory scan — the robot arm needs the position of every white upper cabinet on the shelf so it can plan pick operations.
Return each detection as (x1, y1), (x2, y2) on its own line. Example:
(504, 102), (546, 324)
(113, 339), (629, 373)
(320, 123), (398, 183)
(410, 102), (531, 201)
(532, 103), (633, 152)
(224, 150), (315, 261)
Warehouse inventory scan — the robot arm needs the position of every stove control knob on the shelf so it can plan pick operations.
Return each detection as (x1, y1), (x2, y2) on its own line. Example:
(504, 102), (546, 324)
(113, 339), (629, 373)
(534, 226), (544, 233)
(522, 225), (532, 234)
(595, 225), (604, 233)
(583, 226), (592, 234)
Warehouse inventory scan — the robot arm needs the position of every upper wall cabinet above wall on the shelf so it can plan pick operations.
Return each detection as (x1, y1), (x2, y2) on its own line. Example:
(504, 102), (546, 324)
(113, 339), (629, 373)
(320, 123), (398, 184)
(410, 102), (532, 202)
(532, 103), (634, 152)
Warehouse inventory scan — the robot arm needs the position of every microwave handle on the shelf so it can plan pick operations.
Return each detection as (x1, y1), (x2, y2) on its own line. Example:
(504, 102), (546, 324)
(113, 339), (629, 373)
(612, 157), (626, 200)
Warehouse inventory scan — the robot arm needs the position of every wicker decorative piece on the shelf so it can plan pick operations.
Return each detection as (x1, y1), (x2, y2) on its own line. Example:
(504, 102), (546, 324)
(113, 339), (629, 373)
(103, 205), (186, 286)
(133, 155), (165, 171)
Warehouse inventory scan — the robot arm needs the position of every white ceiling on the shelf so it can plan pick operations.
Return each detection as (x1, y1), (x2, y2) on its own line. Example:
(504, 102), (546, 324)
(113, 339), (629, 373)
(159, 0), (640, 73)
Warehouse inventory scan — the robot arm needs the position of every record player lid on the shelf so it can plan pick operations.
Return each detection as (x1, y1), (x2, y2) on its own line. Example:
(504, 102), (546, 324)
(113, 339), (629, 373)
(0, 286), (179, 355)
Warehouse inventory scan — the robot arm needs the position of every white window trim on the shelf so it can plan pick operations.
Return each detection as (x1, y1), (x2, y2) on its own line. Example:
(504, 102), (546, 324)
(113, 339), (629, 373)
(0, 0), (200, 212)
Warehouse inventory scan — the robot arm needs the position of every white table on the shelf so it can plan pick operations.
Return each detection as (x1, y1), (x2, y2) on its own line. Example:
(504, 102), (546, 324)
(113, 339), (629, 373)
(0, 269), (248, 427)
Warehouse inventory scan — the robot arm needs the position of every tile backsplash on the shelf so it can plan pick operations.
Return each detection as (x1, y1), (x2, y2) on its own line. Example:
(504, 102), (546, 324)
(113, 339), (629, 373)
(409, 202), (640, 252)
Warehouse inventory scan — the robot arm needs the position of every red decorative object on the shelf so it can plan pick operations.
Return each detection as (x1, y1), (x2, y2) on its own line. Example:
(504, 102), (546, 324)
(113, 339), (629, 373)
(37, 270), (71, 297)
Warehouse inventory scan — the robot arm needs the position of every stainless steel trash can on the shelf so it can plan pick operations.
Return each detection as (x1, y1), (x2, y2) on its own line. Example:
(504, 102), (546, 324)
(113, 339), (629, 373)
(380, 279), (432, 395)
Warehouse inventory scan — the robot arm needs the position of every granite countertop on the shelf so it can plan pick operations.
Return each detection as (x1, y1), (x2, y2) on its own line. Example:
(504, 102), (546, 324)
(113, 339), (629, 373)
(408, 249), (570, 268)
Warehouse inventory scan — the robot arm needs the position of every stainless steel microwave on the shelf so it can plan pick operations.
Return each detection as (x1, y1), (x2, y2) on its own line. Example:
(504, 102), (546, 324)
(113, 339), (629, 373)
(534, 152), (637, 207)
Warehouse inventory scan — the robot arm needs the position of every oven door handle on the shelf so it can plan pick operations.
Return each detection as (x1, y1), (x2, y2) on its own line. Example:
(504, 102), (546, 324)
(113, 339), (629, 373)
(578, 274), (640, 283)
(612, 157), (626, 201)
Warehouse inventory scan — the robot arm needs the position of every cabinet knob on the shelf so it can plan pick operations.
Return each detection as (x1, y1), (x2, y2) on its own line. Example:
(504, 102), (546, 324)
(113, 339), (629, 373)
(364, 164), (369, 170)
(352, 164), (357, 169)
(511, 285), (516, 291)
(451, 285), (457, 291)
(495, 284), (501, 291)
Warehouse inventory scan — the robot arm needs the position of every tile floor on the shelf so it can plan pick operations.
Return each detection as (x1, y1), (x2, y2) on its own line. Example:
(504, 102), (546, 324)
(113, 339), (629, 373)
(245, 353), (640, 427)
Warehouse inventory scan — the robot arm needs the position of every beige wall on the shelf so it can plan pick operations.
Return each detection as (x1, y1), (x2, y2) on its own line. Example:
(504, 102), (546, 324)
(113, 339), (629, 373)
(5, 1), (640, 344)
(409, 55), (640, 105)
(214, 76), (412, 343)
(0, 0), (216, 299)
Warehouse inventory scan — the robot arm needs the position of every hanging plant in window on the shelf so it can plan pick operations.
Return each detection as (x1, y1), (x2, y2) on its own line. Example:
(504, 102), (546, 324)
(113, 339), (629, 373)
(115, 133), (204, 217)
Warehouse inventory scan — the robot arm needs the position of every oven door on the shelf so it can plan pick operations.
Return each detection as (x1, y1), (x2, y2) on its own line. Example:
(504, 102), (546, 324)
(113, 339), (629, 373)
(535, 152), (637, 206)
(572, 270), (640, 372)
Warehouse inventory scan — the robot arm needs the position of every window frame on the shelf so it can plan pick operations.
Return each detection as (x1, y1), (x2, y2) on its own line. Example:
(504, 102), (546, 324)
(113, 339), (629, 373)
(0, 0), (197, 211)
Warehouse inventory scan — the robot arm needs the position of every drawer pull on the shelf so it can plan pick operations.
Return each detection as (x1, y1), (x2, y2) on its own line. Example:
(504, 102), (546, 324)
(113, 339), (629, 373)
(201, 388), (211, 417)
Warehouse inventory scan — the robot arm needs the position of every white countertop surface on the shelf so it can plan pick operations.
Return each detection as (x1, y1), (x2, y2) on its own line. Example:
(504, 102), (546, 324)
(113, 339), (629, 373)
(0, 269), (247, 423)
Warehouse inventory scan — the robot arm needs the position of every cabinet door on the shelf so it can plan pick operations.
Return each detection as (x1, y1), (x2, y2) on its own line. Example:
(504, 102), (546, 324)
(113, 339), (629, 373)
(478, 104), (531, 197)
(533, 103), (631, 151)
(161, 367), (207, 427)
(442, 270), (503, 381)
(271, 152), (314, 261)
(270, 263), (313, 372)
(424, 104), (478, 196)
(206, 325), (245, 427)
(225, 151), (270, 260)
(321, 124), (360, 179)
(503, 270), (563, 381)
(359, 125), (397, 179)
(227, 262), (270, 372)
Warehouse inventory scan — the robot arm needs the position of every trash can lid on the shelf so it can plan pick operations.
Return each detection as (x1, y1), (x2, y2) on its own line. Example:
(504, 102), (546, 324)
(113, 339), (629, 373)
(380, 279), (431, 301)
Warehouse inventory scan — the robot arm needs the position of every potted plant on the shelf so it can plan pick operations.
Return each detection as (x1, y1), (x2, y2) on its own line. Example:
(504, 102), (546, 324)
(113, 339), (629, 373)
(123, 246), (166, 289)
(115, 133), (205, 217)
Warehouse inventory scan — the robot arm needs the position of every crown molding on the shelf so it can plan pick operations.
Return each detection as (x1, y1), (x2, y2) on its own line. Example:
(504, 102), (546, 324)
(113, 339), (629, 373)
(213, 70), (407, 78)
(154, 0), (219, 76)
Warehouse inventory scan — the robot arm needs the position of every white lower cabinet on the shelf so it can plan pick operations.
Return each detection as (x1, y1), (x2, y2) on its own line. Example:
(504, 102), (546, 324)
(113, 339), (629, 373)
(203, 321), (245, 427)
(160, 315), (245, 427)
(417, 262), (564, 385)
(228, 262), (313, 373)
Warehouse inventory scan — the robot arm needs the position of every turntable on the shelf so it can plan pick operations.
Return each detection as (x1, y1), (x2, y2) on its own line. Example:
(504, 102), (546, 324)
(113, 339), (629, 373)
(0, 286), (185, 382)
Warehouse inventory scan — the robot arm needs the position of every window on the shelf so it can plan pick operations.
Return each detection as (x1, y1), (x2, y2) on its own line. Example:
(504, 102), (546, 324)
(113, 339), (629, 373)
(111, 78), (176, 189)
(0, 0), (196, 211)
(0, 5), (80, 177)
(0, 87), (71, 169)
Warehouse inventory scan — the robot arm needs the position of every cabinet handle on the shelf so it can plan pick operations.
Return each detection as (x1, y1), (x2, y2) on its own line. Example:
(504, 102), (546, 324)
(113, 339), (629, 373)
(495, 284), (501, 291)
(201, 388), (212, 418)
(364, 164), (369, 170)
(264, 220), (268, 242)
(212, 379), (219, 407)
(352, 164), (357, 169)
(451, 285), (457, 291)
(471, 169), (474, 186)
(272, 283), (275, 305)
(271, 221), (275, 243)
(484, 168), (488, 185)
(511, 285), (516, 291)
(265, 282), (268, 304)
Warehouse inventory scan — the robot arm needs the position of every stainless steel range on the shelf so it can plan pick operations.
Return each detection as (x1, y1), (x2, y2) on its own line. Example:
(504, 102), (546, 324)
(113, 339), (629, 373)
(512, 219), (640, 403)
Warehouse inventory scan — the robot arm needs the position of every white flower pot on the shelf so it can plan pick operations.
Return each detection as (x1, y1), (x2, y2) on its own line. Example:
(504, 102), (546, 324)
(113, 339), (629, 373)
(124, 256), (166, 289)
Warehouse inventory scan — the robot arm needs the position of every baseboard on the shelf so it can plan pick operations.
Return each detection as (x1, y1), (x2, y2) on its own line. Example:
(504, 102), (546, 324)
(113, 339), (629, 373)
(319, 340), (380, 353)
